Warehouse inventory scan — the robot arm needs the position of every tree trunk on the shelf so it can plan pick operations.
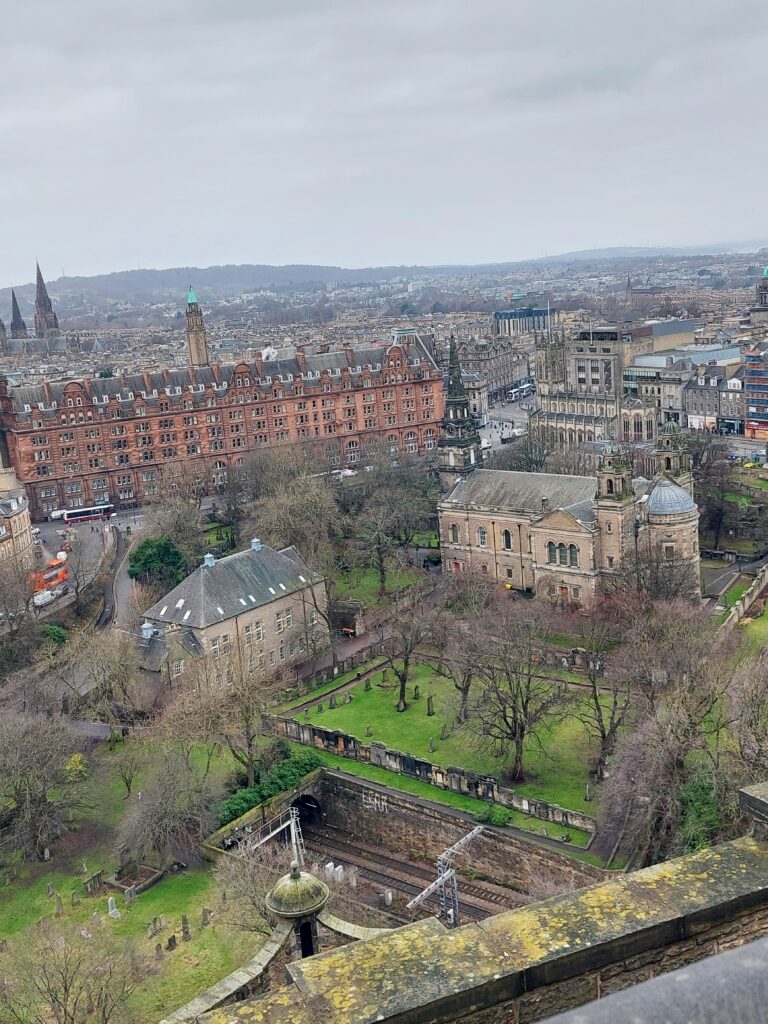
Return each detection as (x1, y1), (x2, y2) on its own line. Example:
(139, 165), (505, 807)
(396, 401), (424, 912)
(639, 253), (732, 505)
(510, 737), (525, 781)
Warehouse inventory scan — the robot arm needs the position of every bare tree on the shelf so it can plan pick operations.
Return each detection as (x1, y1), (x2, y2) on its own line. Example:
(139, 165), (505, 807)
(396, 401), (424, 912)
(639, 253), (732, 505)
(63, 533), (101, 615)
(116, 746), (145, 799)
(0, 922), (143, 1024)
(115, 753), (223, 868)
(151, 678), (223, 782)
(486, 427), (556, 473)
(0, 712), (80, 856)
(728, 655), (768, 780)
(465, 602), (572, 782)
(378, 589), (438, 711)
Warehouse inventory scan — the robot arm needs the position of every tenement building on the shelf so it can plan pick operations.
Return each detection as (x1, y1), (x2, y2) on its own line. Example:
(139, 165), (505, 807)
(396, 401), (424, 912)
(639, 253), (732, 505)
(0, 461), (34, 567)
(456, 336), (530, 403)
(437, 422), (699, 604)
(0, 293), (444, 520)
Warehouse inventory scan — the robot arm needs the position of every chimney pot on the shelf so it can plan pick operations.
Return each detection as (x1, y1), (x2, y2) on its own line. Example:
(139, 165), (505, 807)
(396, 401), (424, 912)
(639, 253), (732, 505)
(251, 538), (262, 552)
(203, 552), (215, 567)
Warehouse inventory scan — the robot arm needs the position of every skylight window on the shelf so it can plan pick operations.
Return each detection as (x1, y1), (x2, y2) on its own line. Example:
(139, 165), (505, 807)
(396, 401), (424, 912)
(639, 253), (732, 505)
(159, 605), (168, 616)
(268, 587), (276, 595)
(298, 575), (306, 583)
(216, 606), (225, 615)
(248, 594), (256, 602)
(239, 598), (247, 606)
(183, 610), (191, 621)
(279, 583), (287, 591)
(175, 599), (185, 609)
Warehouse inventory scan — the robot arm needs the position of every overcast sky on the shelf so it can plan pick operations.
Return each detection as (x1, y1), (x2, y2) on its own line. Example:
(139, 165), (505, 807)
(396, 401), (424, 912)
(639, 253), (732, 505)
(3, 0), (768, 288)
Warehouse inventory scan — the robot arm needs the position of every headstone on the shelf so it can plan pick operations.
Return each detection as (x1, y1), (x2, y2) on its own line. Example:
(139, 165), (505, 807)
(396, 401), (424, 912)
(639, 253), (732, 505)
(304, 708), (310, 720)
(181, 915), (191, 942)
(585, 783), (592, 802)
(147, 923), (155, 941)
(349, 869), (358, 889)
(396, 699), (406, 713)
(92, 912), (100, 925)
(201, 908), (212, 928)
(55, 935), (66, 951)
(166, 934), (177, 951)
(0, 939), (7, 951)
(440, 723), (449, 740)
(4, 872), (13, 886)
(328, 694), (337, 709)
(43, 848), (50, 861)
(159, 914), (166, 929)
(155, 942), (164, 960)
(55, 894), (63, 918)
(124, 886), (137, 904)
(334, 865), (344, 882)
(344, 692), (352, 704)
(71, 890), (80, 907)
(428, 736), (436, 754)
(80, 927), (92, 940)
(47, 883), (55, 898)
(316, 702), (323, 714)
(324, 862), (335, 880)
(364, 678), (371, 691)
(413, 684), (419, 700)
(382, 669), (389, 683)
(107, 896), (121, 920)
(365, 725), (373, 737)
(426, 695), (435, 716)
(383, 890), (393, 906)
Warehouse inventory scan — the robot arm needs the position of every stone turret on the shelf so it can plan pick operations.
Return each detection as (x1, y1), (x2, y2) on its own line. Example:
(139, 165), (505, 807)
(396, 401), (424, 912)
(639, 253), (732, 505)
(186, 286), (209, 367)
(437, 336), (482, 484)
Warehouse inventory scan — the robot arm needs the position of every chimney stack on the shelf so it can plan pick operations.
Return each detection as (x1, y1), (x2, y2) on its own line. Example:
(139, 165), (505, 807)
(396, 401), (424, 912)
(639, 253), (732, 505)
(251, 538), (262, 552)
(541, 496), (550, 514)
(203, 553), (215, 567)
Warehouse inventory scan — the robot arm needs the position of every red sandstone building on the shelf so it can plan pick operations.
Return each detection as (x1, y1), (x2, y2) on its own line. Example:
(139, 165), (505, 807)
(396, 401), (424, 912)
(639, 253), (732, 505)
(0, 293), (445, 521)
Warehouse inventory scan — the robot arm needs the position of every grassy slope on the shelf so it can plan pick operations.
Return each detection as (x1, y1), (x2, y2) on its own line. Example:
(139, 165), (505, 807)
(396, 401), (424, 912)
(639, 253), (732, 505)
(333, 566), (423, 607)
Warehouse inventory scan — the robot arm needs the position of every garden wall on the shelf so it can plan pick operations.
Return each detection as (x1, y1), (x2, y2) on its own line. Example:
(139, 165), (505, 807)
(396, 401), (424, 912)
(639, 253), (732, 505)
(266, 715), (597, 834)
(721, 562), (768, 631)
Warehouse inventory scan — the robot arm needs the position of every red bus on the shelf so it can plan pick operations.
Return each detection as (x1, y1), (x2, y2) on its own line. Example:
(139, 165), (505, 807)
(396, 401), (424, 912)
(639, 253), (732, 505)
(30, 557), (69, 594)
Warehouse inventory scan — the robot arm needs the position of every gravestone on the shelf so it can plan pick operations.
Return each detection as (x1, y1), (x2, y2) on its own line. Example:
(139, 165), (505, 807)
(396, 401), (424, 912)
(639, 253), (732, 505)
(426, 695), (435, 717)
(0, 939), (7, 951)
(43, 848), (50, 861)
(364, 678), (372, 691)
(328, 694), (337, 709)
(155, 943), (163, 960)
(324, 862), (335, 880)
(92, 912), (100, 925)
(316, 702), (323, 714)
(47, 883), (55, 898)
(334, 865), (344, 882)
(396, 699), (406, 713)
(71, 891), (80, 907)
(124, 886), (137, 904)
(80, 928), (92, 940)
(428, 736), (436, 753)
(365, 725), (373, 737)
(166, 934), (177, 951)
(107, 896), (121, 920)
(181, 915), (191, 942)
(344, 692), (352, 704)
(55, 894), (63, 918)
(383, 890), (393, 906)
(147, 923), (155, 941)
(201, 908), (212, 928)
(304, 708), (310, 720)
(159, 914), (166, 929)
(440, 723), (449, 740)
(413, 684), (419, 700)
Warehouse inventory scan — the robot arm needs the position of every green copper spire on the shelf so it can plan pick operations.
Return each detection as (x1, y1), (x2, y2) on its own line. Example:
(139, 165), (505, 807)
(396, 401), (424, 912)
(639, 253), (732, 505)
(762, 267), (768, 279)
(187, 286), (198, 304)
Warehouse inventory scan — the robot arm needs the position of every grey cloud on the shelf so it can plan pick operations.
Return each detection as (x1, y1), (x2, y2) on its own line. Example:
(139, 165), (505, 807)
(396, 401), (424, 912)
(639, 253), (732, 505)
(2, 0), (768, 283)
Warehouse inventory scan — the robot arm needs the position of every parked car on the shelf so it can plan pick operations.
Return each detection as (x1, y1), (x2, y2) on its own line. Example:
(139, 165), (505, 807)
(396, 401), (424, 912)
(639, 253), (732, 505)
(53, 583), (70, 598)
(31, 590), (56, 609)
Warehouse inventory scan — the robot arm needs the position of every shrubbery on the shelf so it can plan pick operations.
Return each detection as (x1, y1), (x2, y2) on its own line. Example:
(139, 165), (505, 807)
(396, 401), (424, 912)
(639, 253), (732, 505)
(473, 802), (514, 828)
(219, 750), (323, 825)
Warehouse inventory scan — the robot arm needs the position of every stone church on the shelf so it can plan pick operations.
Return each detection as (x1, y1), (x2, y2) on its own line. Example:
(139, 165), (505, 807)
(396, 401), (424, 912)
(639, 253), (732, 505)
(436, 357), (700, 603)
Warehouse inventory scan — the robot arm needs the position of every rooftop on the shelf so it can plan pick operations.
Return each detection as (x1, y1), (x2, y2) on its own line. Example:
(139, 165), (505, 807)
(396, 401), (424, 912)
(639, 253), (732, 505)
(143, 542), (322, 629)
(440, 469), (596, 514)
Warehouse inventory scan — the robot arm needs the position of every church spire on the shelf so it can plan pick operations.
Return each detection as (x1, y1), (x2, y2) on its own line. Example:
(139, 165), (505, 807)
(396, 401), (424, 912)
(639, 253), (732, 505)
(34, 263), (59, 338)
(447, 335), (467, 400)
(438, 334), (481, 483)
(10, 290), (27, 340)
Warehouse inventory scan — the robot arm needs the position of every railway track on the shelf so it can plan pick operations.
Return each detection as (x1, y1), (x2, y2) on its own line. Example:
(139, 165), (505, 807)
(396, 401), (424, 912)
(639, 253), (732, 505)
(303, 826), (526, 921)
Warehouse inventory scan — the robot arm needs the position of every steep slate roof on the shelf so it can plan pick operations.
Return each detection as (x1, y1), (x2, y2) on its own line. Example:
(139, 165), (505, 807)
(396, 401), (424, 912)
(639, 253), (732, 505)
(143, 544), (322, 630)
(561, 498), (596, 525)
(442, 470), (597, 513)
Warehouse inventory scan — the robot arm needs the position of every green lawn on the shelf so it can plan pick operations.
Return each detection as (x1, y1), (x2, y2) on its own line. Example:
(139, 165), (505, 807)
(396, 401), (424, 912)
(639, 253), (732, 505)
(412, 530), (440, 548)
(723, 579), (750, 608)
(292, 663), (600, 815)
(332, 566), (423, 608)
(0, 740), (258, 1021)
(739, 603), (768, 657)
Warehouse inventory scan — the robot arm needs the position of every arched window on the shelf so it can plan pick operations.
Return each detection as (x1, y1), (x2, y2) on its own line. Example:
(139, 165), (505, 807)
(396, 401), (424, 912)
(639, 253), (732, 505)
(606, 522), (613, 534)
(606, 478), (614, 495)
(623, 419), (630, 440)
(569, 544), (579, 567)
(558, 543), (567, 565)
(665, 456), (672, 471)
(646, 419), (654, 440)
(450, 523), (459, 544)
(547, 542), (557, 564)
(502, 529), (512, 550)
(477, 526), (488, 547)
(634, 417), (643, 439)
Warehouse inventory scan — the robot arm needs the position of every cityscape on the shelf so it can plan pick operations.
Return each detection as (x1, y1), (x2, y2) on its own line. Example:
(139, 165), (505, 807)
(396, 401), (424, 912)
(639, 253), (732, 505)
(2, 3), (768, 1023)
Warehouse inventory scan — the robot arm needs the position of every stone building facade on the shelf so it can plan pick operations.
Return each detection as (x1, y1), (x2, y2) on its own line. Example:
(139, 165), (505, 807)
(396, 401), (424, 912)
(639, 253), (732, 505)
(0, 298), (444, 520)
(456, 336), (530, 403)
(142, 539), (328, 681)
(0, 464), (34, 567)
(437, 423), (699, 604)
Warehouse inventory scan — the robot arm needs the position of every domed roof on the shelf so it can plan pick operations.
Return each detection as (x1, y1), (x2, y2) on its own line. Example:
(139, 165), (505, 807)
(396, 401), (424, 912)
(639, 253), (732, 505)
(266, 861), (329, 919)
(647, 477), (696, 515)
(659, 420), (682, 436)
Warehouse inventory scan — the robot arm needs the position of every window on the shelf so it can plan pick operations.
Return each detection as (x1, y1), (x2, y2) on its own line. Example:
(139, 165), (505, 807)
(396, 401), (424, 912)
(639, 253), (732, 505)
(477, 526), (488, 547)
(547, 542), (557, 564)
(606, 479), (614, 495)
(481, 564), (488, 574)
(663, 544), (675, 561)
(607, 556), (614, 568)
(172, 661), (184, 677)
(210, 637), (221, 659)
(606, 522), (612, 534)
(571, 587), (581, 602)
(569, 544), (579, 567)
(502, 529), (512, 550)
(450, 523), (459, 544)
(558, 543), (567, 565)
(506, 568), (514, 580)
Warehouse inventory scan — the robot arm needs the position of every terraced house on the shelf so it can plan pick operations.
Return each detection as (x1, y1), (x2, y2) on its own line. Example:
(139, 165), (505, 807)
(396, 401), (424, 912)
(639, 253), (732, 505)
(0, 291), (444, 520)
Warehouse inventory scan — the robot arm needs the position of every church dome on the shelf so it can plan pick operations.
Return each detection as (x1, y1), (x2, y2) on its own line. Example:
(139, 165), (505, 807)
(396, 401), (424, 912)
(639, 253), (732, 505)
(659, 420), (682, 437)
(647, 477), (696, 515)
(266, 861), (330, 919)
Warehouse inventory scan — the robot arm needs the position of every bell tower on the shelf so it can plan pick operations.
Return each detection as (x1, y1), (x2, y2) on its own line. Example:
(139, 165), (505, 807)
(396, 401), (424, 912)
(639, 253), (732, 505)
(656, 421), (692, 493)
(186, 287), (209, 367)
(595, 440), (636, 573)
(438, 336), (481, 483)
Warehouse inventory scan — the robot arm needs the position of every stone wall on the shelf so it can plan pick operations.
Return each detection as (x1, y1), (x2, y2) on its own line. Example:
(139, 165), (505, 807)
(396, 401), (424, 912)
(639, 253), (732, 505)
(267, 715), (597, 835)
(721, 561), (768, 630)
(319, 772), (601, 894)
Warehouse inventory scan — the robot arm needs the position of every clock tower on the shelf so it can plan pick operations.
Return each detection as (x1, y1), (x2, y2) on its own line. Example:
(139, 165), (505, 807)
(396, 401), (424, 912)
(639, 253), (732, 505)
(438, 336), (482, 484)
